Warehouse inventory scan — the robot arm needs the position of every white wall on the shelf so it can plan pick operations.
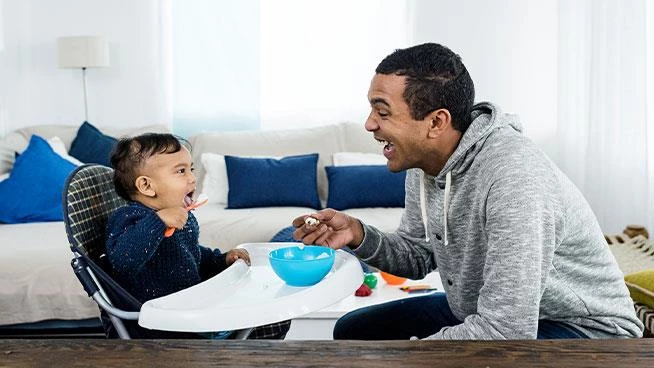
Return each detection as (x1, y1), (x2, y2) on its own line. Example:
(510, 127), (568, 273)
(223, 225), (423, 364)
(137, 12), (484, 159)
(0, 0), (171, 134)
(409, 0), (559, 158)
(259, 0), (409, 131)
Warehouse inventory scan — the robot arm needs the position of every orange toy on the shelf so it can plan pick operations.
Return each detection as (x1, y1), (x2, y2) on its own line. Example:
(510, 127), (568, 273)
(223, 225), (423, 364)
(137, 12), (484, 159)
(379, 271), (407, 285)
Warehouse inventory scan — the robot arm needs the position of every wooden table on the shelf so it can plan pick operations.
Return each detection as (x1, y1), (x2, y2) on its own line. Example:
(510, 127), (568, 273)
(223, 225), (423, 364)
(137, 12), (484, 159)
(1, 339), (653, 367)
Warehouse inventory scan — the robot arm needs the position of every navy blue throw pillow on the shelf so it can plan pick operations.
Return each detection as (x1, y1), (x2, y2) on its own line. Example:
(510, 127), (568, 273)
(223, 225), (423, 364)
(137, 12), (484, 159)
(69, 121), (117, 167)
(325, 165), (406, 210)
(224, 153), (321, 209)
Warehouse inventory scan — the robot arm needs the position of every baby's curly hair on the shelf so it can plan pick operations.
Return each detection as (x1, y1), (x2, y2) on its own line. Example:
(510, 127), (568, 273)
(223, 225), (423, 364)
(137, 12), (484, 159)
(110, 133), (191, 200)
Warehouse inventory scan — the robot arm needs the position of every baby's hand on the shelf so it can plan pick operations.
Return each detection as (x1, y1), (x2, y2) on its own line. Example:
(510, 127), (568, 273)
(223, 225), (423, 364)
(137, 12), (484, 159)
(226, 248), (251, 266)
(156, 207), (188, 230)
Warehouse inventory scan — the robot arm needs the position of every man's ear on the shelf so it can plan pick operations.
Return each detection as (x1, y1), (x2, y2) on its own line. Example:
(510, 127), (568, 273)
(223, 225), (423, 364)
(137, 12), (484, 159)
(135, 176), (156, 197)
(426, 108), (452, 138)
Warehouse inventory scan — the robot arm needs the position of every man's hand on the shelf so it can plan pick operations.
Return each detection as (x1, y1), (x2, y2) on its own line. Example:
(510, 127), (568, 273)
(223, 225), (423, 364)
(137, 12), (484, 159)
(156, 207), (188, 230)
(226, 248), (251, 266)
(291, 208), (364, 249)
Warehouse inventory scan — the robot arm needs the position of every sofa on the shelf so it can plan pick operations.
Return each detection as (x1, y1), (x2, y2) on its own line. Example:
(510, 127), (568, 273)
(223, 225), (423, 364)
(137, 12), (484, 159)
(189, 122), (404, 252)
(0, 123), (170, 328)
(0, 121), (404, 329)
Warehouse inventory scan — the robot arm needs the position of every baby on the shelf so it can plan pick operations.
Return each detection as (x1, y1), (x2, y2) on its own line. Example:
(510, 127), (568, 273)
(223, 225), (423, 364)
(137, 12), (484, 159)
(106, 133), (249, 304)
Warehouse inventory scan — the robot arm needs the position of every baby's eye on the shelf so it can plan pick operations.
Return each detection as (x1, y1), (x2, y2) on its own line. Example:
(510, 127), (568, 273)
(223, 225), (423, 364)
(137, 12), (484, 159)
(190, 167), (195, 172)
(177, 168), (186, 174)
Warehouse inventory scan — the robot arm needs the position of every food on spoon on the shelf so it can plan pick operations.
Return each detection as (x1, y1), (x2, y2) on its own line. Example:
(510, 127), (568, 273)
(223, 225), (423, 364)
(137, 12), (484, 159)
(304, 216), (320, 226)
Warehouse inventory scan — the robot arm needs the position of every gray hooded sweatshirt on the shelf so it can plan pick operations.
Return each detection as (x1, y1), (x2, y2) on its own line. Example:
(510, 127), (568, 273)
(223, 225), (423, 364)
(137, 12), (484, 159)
(354, 102), (643, 339)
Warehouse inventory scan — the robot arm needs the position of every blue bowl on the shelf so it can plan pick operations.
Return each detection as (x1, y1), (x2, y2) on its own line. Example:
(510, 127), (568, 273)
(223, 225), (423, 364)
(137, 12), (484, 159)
(269, 246), (336, 287)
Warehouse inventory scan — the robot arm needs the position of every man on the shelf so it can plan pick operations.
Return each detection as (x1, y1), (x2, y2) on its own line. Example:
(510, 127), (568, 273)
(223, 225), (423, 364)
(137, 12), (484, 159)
(292, 43), (643, 340)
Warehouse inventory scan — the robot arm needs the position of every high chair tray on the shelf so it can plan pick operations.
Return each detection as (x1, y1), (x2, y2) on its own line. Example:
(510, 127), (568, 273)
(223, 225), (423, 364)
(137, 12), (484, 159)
(138, 242), (364, 332)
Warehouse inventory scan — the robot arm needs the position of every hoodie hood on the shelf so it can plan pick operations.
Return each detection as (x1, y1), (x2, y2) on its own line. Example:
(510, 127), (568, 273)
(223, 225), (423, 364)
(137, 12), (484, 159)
(438, 102), (523, 180)
(419, 102), (522, 244)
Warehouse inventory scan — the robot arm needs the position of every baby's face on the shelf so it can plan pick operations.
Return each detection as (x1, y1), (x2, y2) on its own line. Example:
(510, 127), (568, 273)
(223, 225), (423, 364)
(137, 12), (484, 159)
(140, 147), (196, 210)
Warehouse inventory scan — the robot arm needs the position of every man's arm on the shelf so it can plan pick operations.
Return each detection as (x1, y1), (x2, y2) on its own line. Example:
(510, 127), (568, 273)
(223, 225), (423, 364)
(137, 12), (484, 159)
(354, 169), (437, 280)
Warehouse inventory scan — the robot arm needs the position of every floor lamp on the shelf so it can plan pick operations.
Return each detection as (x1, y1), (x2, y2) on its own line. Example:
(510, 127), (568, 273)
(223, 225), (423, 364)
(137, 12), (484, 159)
(57, 36), (110, 122)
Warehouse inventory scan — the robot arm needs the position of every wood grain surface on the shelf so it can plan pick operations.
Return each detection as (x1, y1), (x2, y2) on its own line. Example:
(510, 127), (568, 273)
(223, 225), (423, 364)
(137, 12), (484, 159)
(1, 339), (653, 367)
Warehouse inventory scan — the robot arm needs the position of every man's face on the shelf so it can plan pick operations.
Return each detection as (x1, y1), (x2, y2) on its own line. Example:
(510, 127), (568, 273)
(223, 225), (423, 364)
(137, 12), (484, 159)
(365, 73), (432, 173)
(139, 147), (196, 210)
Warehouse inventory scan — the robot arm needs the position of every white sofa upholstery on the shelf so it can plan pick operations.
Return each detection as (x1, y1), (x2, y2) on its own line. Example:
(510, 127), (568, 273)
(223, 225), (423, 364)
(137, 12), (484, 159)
(0, 122), (404, 326)
(189, 122), (404, 252)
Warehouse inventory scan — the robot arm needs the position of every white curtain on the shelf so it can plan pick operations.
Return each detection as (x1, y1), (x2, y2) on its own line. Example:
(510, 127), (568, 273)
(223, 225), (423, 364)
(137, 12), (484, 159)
(172, 0), (409, 135)
(557, 0), (650, 234)
(648, 0), (654, 236)
(259, 0), (408, 131)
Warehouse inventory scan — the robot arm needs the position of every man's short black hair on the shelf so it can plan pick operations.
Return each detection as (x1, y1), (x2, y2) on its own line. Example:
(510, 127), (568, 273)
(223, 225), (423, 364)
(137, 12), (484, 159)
(376, 43), (475, 132)
(110, 133), (190, 200)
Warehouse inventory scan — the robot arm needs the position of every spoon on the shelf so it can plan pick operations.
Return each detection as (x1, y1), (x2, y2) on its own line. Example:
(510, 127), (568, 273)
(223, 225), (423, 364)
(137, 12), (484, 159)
(164, 194), (209, 237)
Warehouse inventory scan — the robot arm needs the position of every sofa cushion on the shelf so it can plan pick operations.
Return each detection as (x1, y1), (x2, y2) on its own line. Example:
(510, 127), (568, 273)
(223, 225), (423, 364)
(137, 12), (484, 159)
(325, 165), (406, 210)
(189, 122), (380, 205)
(200, 153), (282, 208)
(200, 153), (229, 207)
(0, 135), (76, 223)
(333, 152), (387, 166)
(0, 123), (169, 175)
(13, 137), (83, 167)
(47, 137), (84, 166)
(225, 153), (321, 209)
(69, 122), (118, 166)
(625, 270), (654, 309)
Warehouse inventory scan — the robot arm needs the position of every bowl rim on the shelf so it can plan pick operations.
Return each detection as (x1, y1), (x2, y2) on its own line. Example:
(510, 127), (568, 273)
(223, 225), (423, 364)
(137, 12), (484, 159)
(268, 245), (335, 263)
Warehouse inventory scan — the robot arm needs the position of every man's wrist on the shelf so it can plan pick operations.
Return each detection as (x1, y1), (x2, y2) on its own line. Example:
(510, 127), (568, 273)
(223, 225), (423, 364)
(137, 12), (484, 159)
(348, 219), (365, 250)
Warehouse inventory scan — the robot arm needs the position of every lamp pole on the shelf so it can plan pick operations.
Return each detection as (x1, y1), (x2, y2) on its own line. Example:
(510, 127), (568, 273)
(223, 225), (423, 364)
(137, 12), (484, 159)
(82, 67), (88, 121)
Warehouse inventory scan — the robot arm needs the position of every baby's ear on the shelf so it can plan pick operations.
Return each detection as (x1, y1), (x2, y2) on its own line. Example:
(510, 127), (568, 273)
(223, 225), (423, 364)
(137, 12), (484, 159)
(135, 176), (156, 197)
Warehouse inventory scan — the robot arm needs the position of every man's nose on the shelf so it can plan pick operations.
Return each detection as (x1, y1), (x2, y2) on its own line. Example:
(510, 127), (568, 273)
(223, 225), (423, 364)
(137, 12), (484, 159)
(364, 113), (378, 131)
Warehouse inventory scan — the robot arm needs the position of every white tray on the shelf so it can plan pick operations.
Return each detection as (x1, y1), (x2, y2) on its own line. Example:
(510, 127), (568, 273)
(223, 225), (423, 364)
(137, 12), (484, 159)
(138, 242), (364, 332)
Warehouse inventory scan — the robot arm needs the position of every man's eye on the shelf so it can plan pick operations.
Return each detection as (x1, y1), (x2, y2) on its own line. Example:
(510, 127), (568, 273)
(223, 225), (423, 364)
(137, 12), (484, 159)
(379, 111), (389, 117)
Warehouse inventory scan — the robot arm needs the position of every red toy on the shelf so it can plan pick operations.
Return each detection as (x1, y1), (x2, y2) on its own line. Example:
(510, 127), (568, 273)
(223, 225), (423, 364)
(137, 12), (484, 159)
(355, 283), (372, 297)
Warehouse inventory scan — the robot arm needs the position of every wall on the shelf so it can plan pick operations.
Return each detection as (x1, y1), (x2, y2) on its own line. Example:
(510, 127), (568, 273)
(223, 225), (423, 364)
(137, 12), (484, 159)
(408, 0), (559, 158)
(0, 0), (171, 134)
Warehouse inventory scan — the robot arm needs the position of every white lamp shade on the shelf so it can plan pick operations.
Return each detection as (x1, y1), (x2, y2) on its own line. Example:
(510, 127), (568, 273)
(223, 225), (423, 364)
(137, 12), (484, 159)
(57, 36), (110, 68)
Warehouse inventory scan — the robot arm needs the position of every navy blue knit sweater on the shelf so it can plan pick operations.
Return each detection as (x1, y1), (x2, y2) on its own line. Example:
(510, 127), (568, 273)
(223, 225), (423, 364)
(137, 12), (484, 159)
(106, 202), (227, 303)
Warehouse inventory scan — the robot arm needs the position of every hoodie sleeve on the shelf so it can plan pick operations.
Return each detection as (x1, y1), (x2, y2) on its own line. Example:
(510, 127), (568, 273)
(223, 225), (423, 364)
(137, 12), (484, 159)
(430, 155), (561, 340)
(354, 169), (437, 279)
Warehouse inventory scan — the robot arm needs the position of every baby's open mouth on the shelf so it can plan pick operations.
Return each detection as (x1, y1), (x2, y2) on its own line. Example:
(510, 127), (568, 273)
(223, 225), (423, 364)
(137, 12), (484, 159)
(184, 191), (195, 207)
